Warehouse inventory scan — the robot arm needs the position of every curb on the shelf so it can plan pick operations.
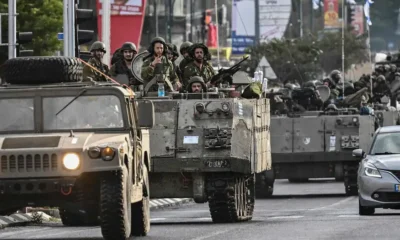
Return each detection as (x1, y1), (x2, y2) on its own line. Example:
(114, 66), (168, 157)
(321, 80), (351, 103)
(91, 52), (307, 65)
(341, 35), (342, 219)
(150, 198), (194, 210)
(0, 213), (33, 229)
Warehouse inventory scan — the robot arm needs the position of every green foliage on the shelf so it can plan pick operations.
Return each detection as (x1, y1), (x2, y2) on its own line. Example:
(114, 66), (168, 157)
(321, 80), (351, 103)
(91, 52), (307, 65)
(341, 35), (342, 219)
(0, 0), (63, 63)
(246, 29), (368, 83)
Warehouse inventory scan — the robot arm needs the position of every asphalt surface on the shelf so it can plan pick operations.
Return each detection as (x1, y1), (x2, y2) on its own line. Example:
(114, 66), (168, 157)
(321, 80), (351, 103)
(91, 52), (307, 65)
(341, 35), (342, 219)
(1, 179), (400, 240)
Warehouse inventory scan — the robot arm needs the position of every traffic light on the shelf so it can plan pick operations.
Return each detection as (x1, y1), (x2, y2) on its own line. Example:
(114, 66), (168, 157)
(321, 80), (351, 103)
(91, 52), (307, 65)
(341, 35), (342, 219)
(346, 4), (356, 25)
(74, 1), (94, 58)
(16, 31), (33, 57)
(217, 4), (227, 25)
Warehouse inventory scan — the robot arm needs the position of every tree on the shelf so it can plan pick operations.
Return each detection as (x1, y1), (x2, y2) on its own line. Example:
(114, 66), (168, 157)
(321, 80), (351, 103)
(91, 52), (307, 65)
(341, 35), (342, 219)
(246, 28), (368, 84)
(0, 0), (63, 63)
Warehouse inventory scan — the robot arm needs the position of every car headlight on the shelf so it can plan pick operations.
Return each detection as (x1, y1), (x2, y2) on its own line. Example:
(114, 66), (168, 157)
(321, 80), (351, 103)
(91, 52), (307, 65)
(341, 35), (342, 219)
(364, 163), (381, 178)
(63, 153), (80, 170)
(101, 147), (116, 161)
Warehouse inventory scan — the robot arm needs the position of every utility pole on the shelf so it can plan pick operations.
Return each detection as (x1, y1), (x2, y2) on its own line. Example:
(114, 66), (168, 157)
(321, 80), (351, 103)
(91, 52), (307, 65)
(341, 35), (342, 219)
(310, 0), (314, 33)
(255, 0), (260, 45)
(8, 0), (16, 59)
(102, 0), (111, 65)
(165, 0), (168, 41)
(299, 0), (303, 37)
(63, 0), (75, 57)
(215, 0), (220, 69)
(190, 0), (193, 42)
(168, 0), (172, 42)
(154, 0), (158, 36)
(342, 0), (345, 97)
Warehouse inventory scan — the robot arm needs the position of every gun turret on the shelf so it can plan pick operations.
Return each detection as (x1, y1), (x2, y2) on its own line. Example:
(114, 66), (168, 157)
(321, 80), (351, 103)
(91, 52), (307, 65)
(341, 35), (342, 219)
(210, 56), (249, 85)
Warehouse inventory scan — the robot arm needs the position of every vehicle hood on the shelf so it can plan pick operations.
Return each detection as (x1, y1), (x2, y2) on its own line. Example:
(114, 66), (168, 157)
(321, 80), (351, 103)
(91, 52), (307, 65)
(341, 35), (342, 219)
(367, 154), (400, 170)
(0, 132), (129, 150)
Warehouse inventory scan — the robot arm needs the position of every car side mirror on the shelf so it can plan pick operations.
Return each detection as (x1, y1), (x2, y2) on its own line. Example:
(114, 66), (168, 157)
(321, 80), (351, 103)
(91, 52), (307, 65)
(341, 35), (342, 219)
(352, 148), (365, 158)
(137, 100), (154, 129)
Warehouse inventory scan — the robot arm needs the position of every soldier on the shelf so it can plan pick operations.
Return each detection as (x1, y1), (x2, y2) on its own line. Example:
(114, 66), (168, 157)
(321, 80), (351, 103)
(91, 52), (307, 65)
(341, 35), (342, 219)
(109, 42), (140, 87)
(178, 41), (193, 76)
(322, 77), (340, 106)
(187, 76), (207, 93)
(141, 37), (181, 92)
(83, 41), (110, 82)
(182, 43), (215, 87)
(166, 43), (181, 82)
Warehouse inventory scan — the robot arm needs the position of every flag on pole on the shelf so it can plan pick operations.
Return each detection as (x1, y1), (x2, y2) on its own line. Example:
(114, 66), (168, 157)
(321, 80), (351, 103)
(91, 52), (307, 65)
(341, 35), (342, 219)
(364, 0), (374, 26)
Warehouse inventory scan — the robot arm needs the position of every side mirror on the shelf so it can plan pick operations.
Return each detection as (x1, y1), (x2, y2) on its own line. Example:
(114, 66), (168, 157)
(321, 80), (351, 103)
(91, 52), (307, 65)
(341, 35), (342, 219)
(352, 149), (365, 158)
(137, 100), (154, 129)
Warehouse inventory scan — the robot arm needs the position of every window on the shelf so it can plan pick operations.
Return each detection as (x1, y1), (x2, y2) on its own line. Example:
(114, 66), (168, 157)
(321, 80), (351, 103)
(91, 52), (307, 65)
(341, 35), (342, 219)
(370, 132), (400, 155)
(43, 95), (125, 130)
(0, 98), (35, 131)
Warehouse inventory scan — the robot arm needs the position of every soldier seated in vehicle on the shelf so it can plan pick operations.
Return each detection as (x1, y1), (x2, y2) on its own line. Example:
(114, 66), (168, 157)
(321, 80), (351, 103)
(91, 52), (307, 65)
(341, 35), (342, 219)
(83, 41), (110, 82)
(141, 37), (181, 93)
(187, 76), (208, 93)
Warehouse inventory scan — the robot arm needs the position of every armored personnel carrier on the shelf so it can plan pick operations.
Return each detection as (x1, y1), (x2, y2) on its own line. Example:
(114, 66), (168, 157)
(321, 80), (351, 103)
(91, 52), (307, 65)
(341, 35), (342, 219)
(132, 52), (271, 223)
(256, 84), (377, 197)
(0, 56), (153, 240)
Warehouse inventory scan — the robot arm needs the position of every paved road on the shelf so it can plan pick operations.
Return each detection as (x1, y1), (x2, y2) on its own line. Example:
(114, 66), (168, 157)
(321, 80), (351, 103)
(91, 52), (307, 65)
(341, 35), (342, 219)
(1, 179), (400, 240)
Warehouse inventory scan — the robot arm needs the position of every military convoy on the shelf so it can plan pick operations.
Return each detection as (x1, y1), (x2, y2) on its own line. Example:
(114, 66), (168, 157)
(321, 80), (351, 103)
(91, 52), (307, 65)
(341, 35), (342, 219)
(0, 56), (153, 240)
(130, 51), (272, 223)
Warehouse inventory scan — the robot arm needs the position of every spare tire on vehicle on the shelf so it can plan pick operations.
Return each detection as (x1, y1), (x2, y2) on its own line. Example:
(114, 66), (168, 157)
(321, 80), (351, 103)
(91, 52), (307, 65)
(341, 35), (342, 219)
(1, 56), (83, 84)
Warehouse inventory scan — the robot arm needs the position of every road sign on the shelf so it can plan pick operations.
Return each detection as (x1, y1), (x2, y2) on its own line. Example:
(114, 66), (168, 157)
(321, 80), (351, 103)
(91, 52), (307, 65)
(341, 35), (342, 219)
(57, 32), (63, 41)
(257, 56), (277, 79)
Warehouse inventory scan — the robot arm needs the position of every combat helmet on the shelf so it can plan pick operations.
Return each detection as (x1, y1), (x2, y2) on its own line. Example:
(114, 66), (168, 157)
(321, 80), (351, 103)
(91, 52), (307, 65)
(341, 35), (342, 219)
(147, 36), (167, 54)
(166, 43), (179, 58)
(121, 42), (137, 53)
(180, 41), (193, 55)
(188, 43), (211, 60)
(186, 76), (207, 93)
(90, 41), (106, 53)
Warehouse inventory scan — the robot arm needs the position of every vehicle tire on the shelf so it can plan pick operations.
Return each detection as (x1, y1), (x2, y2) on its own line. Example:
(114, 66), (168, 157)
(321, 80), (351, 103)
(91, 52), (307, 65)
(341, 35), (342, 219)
(1, 56), (83, 84)
(359, 199), (375, 215)
(131, 165), (150, 236)
(100, 167), (132, 240)
(208, 174), (254, 223)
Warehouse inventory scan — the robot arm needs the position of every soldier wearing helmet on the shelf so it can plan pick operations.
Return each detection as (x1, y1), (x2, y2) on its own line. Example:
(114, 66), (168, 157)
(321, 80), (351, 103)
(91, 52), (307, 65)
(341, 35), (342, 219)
(187, 76), (207, 93)
(166, 43), (181, 81)
(182, 43), (215, 88)
(83, 41), (110, 82)
(109, 42), (140, 87)
(178, 41), (193, 77)
(141, 37), (181, 91)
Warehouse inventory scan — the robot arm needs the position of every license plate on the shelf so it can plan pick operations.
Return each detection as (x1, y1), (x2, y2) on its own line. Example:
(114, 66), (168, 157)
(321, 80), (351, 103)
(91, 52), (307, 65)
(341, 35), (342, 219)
(395, 184), (400, 192)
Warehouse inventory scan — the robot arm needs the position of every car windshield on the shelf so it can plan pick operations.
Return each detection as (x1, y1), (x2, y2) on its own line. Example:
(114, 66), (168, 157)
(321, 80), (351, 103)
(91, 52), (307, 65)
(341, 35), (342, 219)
(43, 95), (125, 130)
(370, 132), (400, 155)
(0, 98), (35, 131)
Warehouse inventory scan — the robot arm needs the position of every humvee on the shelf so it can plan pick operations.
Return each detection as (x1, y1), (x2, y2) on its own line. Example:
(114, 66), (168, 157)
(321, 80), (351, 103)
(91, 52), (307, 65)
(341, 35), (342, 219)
(0, 56), (154, 240)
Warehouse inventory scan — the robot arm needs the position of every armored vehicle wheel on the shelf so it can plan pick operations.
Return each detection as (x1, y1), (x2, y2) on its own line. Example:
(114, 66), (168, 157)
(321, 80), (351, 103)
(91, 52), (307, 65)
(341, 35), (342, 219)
(1, 56), (83, 84)
(207, 174), (255, 223)
(344, 163), (359, 196)
(131, 165), (150, 236)
(100, 167), (132, 240)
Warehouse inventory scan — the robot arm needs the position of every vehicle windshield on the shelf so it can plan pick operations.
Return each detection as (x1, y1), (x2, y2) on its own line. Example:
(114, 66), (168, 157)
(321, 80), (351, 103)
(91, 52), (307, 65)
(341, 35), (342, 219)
(370, 132), (400, 155)
(43, 95), (125, 130)
(0, 98), (35, 131)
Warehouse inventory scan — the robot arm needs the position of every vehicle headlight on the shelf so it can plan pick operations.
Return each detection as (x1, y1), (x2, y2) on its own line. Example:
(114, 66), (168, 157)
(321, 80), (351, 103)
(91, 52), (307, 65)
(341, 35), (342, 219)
(364, 163), (381, 178)
(63, 153), (80, 170)
(221, 102), (230, 112)
(352, 117), (358, 123)
(101, 147), (116, 161)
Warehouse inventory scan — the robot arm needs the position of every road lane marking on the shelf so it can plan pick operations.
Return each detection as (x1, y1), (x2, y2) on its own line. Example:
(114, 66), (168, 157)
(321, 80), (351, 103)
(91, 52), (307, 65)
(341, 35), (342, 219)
(269, 215), (304, 219)
(309, 196), (356, 211)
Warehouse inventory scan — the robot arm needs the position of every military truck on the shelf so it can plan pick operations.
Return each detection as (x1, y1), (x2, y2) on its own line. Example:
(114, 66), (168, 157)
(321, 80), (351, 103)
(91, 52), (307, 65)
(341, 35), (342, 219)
(131, 51), (271, 223)
(0, 56), (153, 240)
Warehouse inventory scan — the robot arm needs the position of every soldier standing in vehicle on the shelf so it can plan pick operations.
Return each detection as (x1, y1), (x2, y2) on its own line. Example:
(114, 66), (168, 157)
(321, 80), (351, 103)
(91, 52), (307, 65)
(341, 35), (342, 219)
(166, 43), (181, 82)
(178, 41), (193, 77)
(141, 37), (181, 91)
(109, 42), (141, 88)
(182, 43), (215, 88)
(83, 41), (110, 82)
(187, 76), (208, 93)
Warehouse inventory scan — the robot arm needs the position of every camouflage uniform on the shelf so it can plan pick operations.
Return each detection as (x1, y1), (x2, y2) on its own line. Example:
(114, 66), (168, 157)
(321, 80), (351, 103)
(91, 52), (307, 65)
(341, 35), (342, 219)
(178, 41), (193, 78)
(109, 42), (141, 86)
(83, 41), (110, 82)
(182, 43), (215, 86)
(141, 37), (179, 92)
